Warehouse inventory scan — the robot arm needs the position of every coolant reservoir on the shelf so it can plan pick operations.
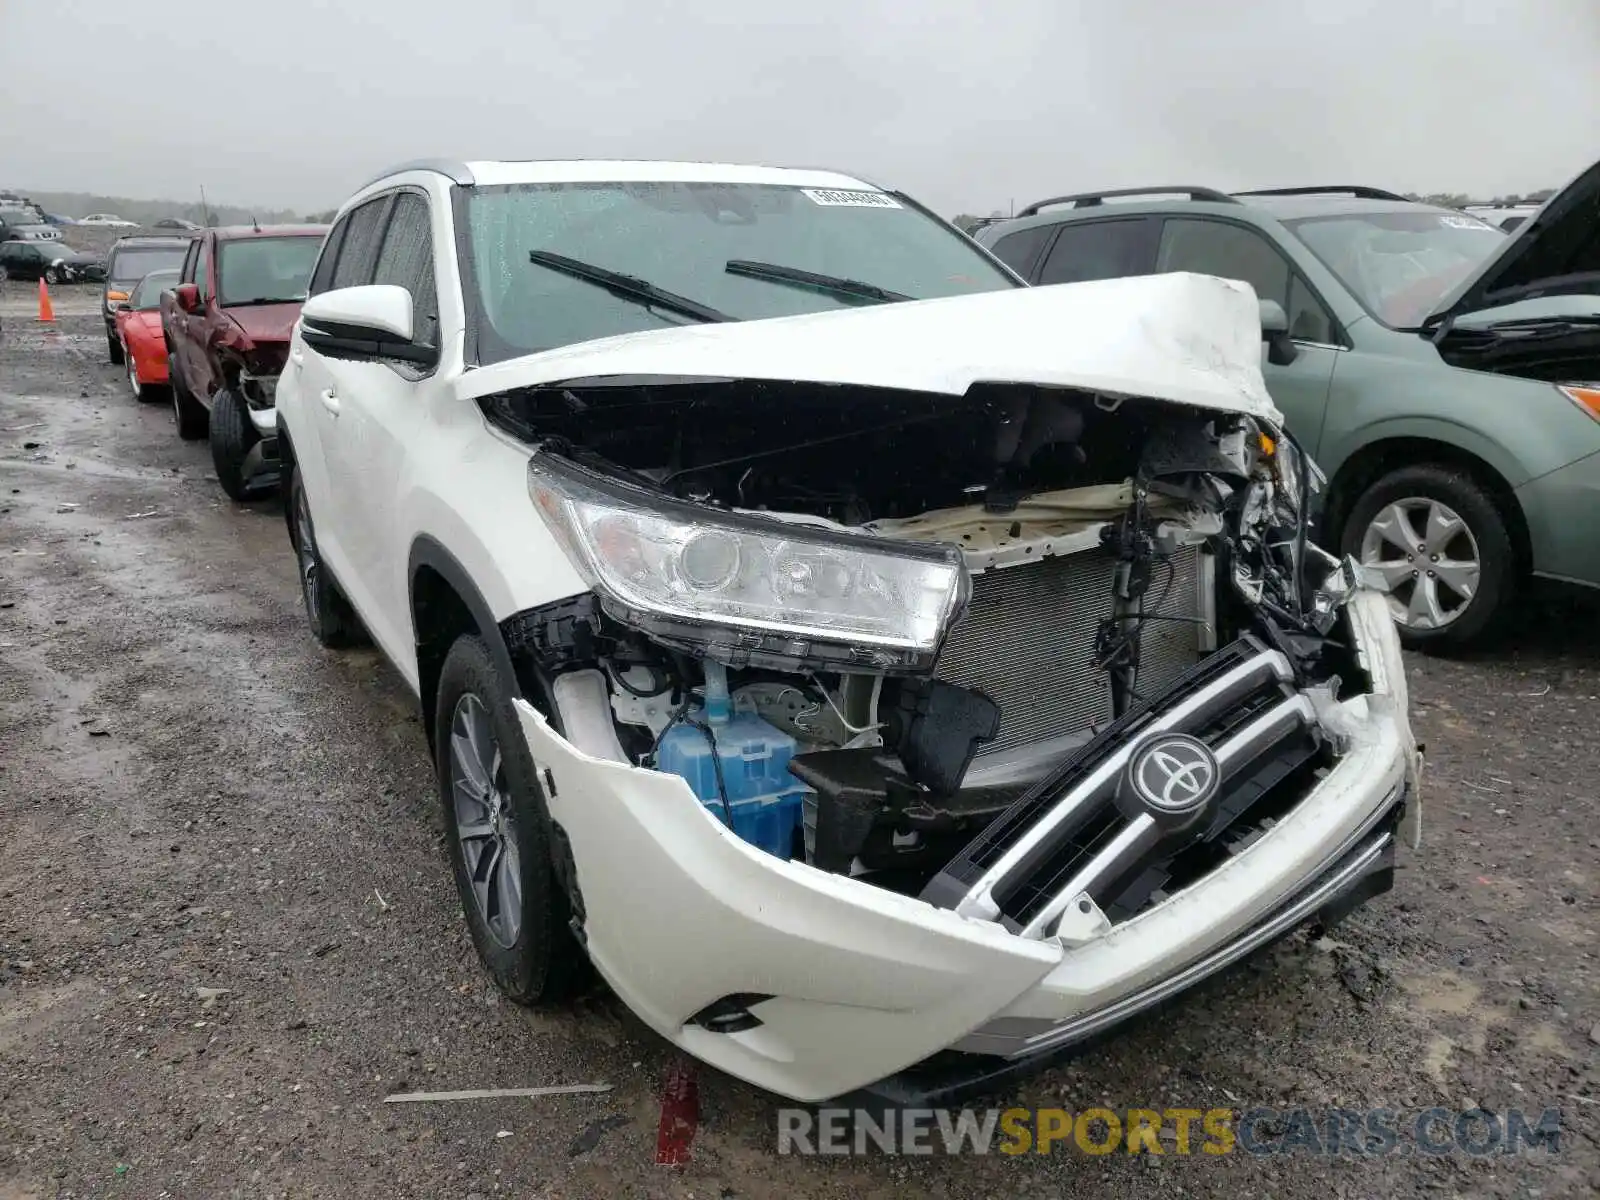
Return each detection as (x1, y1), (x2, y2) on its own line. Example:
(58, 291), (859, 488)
(656, 662), (809, 859)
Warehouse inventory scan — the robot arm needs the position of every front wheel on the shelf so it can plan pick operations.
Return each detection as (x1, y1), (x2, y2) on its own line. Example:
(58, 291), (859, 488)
(209, 386), (264, 501)
(1341, 463), (1517, 650)
(287, 465), (364, 648)
(44, 266), (62, 285)
(435, 634), (587, 1004)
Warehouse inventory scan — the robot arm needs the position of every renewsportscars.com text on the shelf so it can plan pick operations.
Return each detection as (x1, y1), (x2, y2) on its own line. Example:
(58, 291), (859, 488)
(777, 1106), (1564, 1157)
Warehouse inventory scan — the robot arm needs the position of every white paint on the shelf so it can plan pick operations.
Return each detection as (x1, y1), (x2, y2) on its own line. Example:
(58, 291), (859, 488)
(456, 270), (1282, 424)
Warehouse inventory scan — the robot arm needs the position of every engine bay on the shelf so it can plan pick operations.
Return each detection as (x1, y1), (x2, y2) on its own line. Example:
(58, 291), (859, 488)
(490, 376), (1364, 906)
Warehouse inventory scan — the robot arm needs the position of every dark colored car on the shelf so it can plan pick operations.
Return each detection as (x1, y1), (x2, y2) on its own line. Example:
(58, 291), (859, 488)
(102, 235), (195, 364)
(161, 224), (329, 499)
(0, 239), (105, 283)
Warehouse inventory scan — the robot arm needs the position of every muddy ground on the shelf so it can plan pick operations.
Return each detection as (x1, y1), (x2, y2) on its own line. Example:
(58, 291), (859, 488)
(1, 290), (1597, 1199)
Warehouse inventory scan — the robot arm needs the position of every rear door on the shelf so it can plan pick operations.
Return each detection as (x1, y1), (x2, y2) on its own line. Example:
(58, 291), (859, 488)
(1154, 217), (1342, 453)
(1032, 217), (1161, 286)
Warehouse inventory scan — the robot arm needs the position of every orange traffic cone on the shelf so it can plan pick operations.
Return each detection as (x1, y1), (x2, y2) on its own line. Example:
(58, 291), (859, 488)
(36, 278), (55, 323)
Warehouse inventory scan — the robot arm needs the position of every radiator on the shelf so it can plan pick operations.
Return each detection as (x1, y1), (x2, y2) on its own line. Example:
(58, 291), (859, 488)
(935, 545), (1208, 759)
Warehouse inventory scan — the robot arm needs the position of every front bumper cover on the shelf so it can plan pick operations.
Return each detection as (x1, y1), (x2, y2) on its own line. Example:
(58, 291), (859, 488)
(514, 588), (1420, 1103)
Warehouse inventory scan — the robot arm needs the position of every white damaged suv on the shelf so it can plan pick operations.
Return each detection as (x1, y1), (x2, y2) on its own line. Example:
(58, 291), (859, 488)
(275, 159), (1422, 1104)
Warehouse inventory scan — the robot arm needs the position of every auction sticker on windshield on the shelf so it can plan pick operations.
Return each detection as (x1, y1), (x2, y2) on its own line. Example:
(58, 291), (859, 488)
(1439, 215), (1498, 231)
(802, 188), (902, 208)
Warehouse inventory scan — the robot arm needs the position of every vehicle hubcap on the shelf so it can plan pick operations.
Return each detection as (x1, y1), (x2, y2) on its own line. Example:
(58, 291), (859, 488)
(126, 351), (140, 397)
(294, 486), (319, 622)
(449, 693), (523, 948)
(1360, 497), (1481, 631)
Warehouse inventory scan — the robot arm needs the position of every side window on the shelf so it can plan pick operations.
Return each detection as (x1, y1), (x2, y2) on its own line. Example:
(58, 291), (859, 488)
(332, 197), (391, 290)
(371, 193), (438, 347)
(1036, 219), (1157, 286)
(1287, 275), (1335, 344)
(308, 217), (349, 297)
(193, 241), (211, 301)
(988, 225), (1054, 279)
(1157, 218), (1289, 308)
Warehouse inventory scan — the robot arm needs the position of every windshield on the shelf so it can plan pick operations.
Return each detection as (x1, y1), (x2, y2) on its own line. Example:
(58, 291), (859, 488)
(110, 245), (188, 283)
(0, 206), (46, 226)
(217, 236), (323, 305)
(132, 269), (180, 309)
(1284, 210), (1506, 328)
(461, 181), (1016, 364)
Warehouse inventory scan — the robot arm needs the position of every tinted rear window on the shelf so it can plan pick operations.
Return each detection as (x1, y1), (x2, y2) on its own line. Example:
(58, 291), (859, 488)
(988, 225), (1054, 277)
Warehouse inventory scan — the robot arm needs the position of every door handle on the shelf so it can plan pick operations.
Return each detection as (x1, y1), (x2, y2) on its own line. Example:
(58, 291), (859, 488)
(319, 388), (341, 416)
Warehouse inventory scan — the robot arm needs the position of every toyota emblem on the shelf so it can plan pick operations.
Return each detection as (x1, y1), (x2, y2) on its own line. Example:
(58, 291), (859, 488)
(1128, 733), (1220, 817)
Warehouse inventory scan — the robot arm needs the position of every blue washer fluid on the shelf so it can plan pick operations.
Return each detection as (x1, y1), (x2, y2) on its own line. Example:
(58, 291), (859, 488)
(655, 663), (808, 860)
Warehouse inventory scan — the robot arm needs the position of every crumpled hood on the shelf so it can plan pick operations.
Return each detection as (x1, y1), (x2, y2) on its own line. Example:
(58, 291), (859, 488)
(455, 271), (1282, 423)
(224, 302), (303, 345)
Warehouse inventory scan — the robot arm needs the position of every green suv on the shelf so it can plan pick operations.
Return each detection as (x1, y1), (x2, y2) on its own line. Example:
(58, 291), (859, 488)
(975, 167), (1600, 649)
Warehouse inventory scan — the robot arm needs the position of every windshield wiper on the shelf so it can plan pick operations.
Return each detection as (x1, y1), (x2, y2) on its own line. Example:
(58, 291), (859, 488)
(528, 250), (729, 324)
(725, 260), (912, 306)
(1481, 314), (1600, 332)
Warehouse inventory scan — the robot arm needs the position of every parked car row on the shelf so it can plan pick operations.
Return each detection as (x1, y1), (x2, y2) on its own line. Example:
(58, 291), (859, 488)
(96, 226), (326, 501)
(90, 154), (1594, 1110)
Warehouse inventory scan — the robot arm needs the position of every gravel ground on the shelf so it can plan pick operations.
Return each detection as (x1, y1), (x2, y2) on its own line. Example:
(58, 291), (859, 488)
(1, 290), (1597, 1199)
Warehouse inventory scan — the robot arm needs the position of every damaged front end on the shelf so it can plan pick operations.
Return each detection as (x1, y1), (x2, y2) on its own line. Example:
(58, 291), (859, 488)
(492, 374), (1421, 1102)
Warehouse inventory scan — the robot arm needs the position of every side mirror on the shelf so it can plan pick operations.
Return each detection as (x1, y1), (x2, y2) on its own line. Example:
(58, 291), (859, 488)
(175, 283), (200, 314)
(114, 300), (131, 312)
(1260, 299), (1299, 366)
(301, 284), (434, 366)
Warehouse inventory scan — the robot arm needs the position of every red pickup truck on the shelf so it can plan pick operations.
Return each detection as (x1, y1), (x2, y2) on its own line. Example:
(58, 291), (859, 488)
(162, 224), (328, 499)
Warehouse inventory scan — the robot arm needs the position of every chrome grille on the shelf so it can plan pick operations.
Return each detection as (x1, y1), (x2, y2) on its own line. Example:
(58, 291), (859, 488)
(936, 546), (1206, 758)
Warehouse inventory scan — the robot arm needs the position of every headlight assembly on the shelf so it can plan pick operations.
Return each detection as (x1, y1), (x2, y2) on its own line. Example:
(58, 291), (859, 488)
(528, 455), (968, 670)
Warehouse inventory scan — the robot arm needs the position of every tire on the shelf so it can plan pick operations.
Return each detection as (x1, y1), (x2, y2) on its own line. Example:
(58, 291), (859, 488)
(434, 634), (586, 1005)
(108, 330), (125, 365)
(44, 266), (62, 285)
(170, 354), (208, 440)
(209, 386), (263, 501)
(287, 464), (364, 649)
(125, 346), (145, 401)
(1340, 463), (1517, 650)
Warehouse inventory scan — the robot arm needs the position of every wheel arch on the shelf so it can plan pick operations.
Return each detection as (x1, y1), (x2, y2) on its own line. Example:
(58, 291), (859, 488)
(1323, 436), (1533, 574)
(278, 421), (301, 546)
(408, 535), (527, 752)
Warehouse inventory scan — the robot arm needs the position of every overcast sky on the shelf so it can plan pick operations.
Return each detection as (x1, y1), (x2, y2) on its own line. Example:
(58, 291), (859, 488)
(2, 0), (1595, 216)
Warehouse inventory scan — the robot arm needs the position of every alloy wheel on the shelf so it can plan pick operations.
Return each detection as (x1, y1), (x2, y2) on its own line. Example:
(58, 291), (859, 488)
(125, 348), (140, 398)
(1359, 497), (1482, 631)
(448, 693), (523, 949)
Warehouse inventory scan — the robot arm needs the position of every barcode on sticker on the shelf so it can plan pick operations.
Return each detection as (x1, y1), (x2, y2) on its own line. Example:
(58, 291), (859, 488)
(801, 188), (902, 209)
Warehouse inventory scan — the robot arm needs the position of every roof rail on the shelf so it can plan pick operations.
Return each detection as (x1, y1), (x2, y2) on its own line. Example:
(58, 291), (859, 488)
(357, 158), (477, 191)
(1233, 186), (1410, 202)
(1016, 187), (1237, 217)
